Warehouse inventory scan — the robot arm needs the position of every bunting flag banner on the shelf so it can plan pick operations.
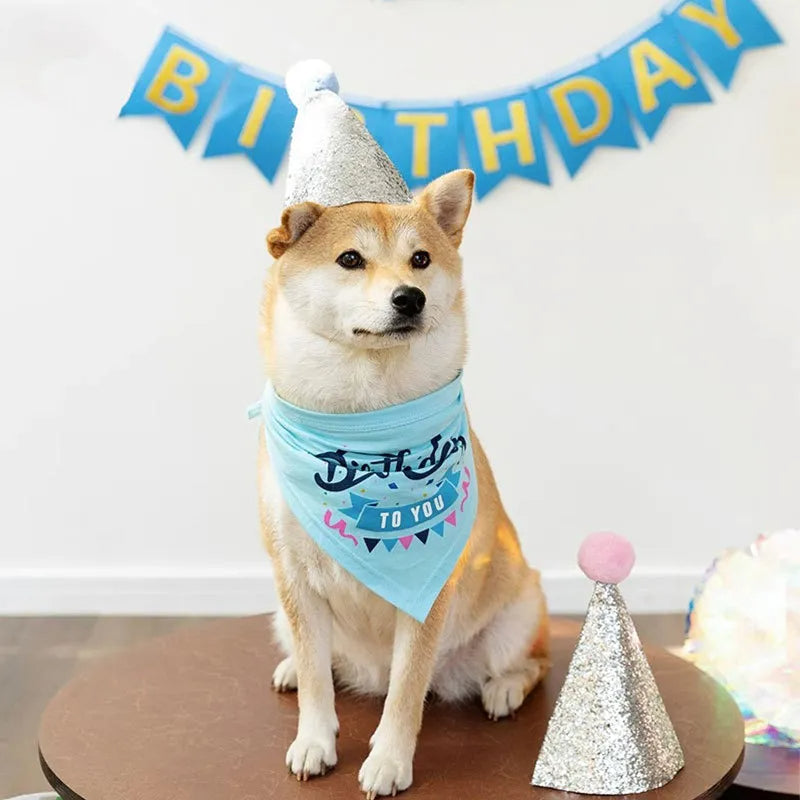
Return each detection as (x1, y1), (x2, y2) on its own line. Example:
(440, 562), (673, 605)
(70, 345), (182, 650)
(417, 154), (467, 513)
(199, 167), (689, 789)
(535, 57), (639, 177)
(120, 27), (231, 148)
(459, 90), (549, 198)
(601, 18), (712, 140)
(665, 0), (782, 89)
(119, 0), (783, 197)
(204, 67), (295, 182)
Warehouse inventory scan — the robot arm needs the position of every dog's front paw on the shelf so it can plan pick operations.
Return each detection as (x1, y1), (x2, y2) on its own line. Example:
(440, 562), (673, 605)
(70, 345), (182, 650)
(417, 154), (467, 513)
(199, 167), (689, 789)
(286, 729), (337, 781)
(359, 745), (413, 798)
(272, 656), (298, 692)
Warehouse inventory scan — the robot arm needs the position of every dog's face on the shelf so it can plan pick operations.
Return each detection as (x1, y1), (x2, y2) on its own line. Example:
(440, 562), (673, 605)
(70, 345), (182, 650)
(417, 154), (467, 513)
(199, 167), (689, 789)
(266, 170), (474, 350)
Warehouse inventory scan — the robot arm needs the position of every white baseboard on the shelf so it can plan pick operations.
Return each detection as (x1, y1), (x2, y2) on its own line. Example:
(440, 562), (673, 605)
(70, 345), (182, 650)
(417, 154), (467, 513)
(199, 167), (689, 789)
(540, 568), (699, 615)
(0, 566), (699, 616)
(0, 566), (278, 616)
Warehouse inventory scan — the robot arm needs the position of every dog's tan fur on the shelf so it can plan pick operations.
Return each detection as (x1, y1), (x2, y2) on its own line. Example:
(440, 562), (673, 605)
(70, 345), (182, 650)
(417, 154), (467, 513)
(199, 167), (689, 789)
(258, 170), (548, 797)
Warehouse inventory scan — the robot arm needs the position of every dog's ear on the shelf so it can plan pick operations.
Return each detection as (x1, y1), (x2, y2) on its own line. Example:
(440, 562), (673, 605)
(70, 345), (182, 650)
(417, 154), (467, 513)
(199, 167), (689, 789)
(419, 169), (474, 248)
(267, 202), (325, 259)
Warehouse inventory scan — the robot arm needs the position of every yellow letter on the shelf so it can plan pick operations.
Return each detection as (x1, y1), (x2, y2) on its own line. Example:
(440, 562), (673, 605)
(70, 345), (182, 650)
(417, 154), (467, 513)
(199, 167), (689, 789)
(144, 44), (210, 114)
(629, 39), (697, 113)
(394, 112), (448, 177)
(471, 100), (535, 173)
(679, 0), (742, 48)
(238, 86), (275, 148)
(548, 77), (612, 146)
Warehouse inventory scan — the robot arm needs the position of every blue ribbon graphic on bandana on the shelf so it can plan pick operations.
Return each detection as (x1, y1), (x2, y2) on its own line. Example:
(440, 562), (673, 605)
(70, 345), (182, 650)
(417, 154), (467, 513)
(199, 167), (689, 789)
(341, 467), (461, 533)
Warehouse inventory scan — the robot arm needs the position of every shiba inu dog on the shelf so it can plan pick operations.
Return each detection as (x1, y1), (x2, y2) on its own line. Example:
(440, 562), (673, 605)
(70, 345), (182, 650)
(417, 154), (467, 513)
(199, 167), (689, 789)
(257, 168), (549, 798)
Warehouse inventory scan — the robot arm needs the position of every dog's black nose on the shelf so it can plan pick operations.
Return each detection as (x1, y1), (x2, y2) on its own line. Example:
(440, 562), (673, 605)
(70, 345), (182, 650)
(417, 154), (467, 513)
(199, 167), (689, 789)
(391, 285), (426, 317)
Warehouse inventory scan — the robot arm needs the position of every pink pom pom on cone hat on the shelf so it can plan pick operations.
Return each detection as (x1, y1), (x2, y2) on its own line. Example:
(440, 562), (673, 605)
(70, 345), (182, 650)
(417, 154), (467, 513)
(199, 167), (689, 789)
(531, 533), (685, 795)
(578, 530), (636, 584)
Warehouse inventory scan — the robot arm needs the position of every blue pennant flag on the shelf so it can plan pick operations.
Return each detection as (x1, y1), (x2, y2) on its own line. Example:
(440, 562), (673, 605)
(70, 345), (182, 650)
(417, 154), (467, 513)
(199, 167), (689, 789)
(347, 97), (390, 147)
(601, 18), (712, 140)
(203, 66), (295, 182)
(665, 0), (782, 89)
(459, 90), (549, 198)
(382, 101), (460, 188)
(535, 58), (639, 177)
(120, 27), (231, 148)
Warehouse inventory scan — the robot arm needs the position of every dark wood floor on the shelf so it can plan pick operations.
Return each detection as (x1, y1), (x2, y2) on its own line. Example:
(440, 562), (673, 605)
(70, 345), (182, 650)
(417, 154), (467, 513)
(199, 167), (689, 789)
(0, 617), (212, 797)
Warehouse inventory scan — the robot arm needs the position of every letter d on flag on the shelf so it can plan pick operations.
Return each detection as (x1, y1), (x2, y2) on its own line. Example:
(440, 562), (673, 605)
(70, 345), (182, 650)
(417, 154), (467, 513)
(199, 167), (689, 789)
(536, 58), (638, 177)
(120, 27), (231, 148)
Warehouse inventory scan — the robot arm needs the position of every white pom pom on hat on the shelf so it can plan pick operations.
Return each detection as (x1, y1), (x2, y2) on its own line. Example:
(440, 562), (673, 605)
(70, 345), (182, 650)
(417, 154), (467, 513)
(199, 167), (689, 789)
(285, 59), (340, 108)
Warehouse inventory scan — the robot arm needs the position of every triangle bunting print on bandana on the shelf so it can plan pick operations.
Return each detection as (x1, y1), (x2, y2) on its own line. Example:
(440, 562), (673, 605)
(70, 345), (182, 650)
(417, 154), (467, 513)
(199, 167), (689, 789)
(251, 375), (478, 622)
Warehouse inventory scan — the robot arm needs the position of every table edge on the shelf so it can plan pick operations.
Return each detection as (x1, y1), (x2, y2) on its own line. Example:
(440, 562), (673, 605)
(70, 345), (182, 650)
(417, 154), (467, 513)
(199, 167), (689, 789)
(40, 743), (747, 800)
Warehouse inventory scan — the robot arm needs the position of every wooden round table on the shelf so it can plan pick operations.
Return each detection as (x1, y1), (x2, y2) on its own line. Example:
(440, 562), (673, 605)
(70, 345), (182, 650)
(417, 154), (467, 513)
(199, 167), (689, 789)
(38, 616), (744, 800)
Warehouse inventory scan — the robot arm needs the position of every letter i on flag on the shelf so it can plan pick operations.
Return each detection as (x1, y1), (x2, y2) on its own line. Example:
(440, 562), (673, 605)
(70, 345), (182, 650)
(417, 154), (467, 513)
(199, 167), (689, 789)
(601, 18), (712, 140)
(535, 57), (639, 177)
(665, 0), (782, 89)
(119, 27), (231, 148)
(204, 67), (296, 182)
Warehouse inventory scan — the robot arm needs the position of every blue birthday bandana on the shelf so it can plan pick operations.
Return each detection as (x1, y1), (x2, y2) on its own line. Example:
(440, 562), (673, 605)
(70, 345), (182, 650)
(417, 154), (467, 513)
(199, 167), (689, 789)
(249, 374), (478, 622)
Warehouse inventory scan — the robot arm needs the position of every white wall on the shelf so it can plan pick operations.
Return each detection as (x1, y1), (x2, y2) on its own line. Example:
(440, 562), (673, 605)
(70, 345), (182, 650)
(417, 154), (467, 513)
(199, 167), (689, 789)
(1, 0), (798, 615)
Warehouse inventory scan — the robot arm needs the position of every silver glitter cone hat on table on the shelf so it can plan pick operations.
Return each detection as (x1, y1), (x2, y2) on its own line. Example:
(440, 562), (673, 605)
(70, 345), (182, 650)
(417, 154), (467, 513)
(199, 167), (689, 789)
(532, 532), (685, 795)
(283, 60), (412, 208)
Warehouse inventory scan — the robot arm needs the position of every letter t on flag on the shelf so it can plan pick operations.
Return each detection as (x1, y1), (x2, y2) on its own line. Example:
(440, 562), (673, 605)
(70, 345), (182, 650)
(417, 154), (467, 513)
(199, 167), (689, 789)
(382, 102), (459, 188)
(119, 27), (231, 148)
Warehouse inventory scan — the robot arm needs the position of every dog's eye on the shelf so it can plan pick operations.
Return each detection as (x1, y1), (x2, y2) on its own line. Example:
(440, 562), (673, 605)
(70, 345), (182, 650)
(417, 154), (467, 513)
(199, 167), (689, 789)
(336, 250), (365, 269)
(411, 250), (431, 269)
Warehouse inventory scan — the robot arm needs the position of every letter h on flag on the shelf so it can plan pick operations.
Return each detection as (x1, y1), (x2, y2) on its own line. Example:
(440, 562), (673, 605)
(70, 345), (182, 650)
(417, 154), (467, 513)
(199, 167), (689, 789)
(459, 91), (549, 198)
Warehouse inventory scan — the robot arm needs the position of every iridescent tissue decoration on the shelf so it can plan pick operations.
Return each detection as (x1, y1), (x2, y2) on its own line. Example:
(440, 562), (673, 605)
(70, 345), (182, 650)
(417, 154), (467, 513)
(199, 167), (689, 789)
(682, 529), (800, 749)
(532, 532), (685, 794)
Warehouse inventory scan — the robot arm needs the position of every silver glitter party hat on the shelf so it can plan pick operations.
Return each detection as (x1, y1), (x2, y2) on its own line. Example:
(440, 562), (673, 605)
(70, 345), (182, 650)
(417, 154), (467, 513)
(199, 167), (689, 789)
(283, 60), (412, 208)
(532, 549), (685, 794)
